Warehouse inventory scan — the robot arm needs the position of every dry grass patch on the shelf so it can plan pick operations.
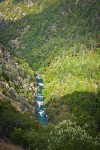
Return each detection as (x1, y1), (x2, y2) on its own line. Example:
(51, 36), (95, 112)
(0, 139), (24, 150)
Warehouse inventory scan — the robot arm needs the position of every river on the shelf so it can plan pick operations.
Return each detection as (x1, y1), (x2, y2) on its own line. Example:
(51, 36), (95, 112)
(34, 74), (48, 125)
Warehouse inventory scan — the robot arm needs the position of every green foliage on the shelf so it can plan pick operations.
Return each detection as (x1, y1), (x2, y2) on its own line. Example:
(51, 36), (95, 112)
(48, 120), (100, 150)
(22, 129), (48, 150)
(47, 91), (100, 136)
(0, 100), (49, 149)
(11, 128), (24, 145)
(43, 49), (100, 101)
(0, 0), (100, 149)
(0, 100), (37, 137)
(0, 99), (100, 150)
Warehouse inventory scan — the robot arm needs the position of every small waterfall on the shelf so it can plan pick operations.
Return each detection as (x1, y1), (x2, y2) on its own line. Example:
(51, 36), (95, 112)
(34, 74), (48, 125)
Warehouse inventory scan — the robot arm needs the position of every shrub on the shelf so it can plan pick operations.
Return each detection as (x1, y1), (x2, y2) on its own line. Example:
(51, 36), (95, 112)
(48, 120), (100, 150)
(11, 128), (24, 145)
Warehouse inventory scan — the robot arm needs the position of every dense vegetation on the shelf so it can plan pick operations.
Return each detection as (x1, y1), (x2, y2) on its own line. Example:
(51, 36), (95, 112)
(0, 100), (100, 150)
(0, 100), (49, 150)
(0, 0), (100, 149)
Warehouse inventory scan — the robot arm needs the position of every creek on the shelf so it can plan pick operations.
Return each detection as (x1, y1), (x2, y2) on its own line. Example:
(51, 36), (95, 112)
(34, 74), (48, 125)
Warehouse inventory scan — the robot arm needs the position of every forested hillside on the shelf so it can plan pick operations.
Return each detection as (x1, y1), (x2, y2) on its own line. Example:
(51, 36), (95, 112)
(0, 0), (100, 150)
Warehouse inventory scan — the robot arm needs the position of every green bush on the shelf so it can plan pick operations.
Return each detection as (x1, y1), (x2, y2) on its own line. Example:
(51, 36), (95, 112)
(0, 100), (37, 138)
(48, 120), (100, 150)
(11, 128), (24, 145)
(0, 100), (49, 149)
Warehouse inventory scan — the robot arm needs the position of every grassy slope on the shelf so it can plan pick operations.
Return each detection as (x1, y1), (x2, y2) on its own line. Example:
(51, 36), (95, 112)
(0, 0), (100, 131)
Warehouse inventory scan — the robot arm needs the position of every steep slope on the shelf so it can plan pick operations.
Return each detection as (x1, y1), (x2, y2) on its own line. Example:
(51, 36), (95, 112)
(0, 0), (99, 66)
(0, 0), (100, 150)
(0, 0), (100, 140)
(0, 45), (36, 116)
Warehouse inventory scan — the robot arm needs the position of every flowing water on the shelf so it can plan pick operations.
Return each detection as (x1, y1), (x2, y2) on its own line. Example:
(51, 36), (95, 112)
(34, 74), (48, 125)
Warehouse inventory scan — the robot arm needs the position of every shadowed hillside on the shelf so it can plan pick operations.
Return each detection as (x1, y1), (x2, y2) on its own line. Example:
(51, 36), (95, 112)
(0, 0), (100, 149)
(47, 91), (100, 135)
